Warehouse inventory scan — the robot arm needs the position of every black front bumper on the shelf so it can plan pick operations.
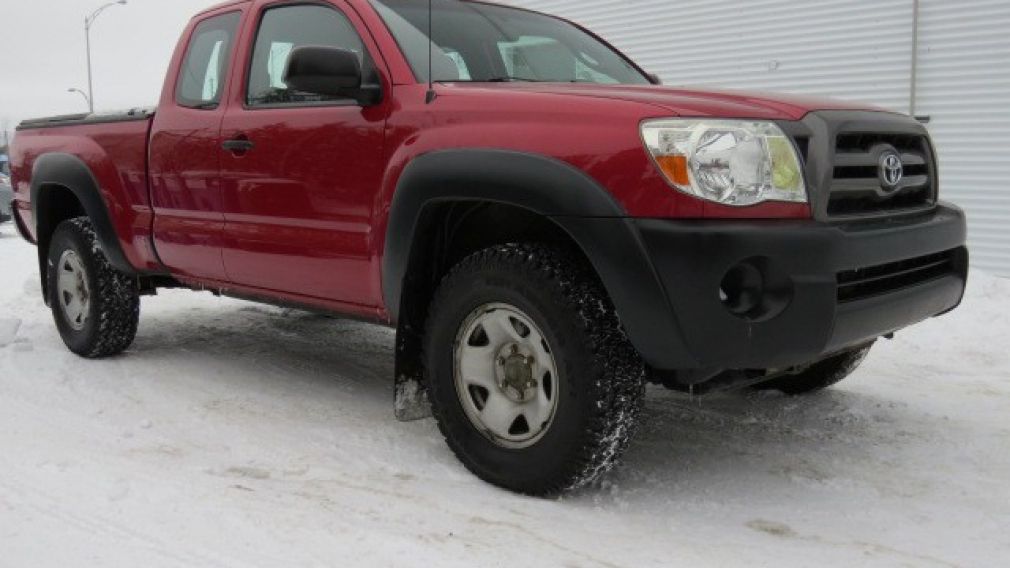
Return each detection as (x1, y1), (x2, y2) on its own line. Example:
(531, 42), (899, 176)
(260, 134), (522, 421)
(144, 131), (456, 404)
(563, 203), (968, 373)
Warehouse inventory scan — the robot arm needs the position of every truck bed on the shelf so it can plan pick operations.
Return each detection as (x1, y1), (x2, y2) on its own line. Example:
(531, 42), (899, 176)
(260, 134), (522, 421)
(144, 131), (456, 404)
(11, 107), (160, 272)
(17, 107), (156, 130)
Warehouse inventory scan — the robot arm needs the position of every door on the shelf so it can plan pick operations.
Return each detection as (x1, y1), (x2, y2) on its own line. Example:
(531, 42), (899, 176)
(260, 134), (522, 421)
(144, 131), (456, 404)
(149, 10), (242, 281)
(218, 1), (389, 307)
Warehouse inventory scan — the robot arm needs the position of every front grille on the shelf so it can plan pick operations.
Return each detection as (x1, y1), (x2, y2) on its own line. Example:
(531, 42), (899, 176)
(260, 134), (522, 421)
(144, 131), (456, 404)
(827, 132), (936, 217)
(837, 250), (957, 303)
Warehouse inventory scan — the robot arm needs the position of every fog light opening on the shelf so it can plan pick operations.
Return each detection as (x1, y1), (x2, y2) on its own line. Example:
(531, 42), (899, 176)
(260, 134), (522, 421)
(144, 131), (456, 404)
(720, 263), (764, 317)
(719, 257), (794, 322)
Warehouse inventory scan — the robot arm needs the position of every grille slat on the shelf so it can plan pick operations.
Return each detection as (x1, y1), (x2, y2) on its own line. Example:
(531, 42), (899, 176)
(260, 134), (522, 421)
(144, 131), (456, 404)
(831, 174), (931, 193)
(837, 250), (956, 303)
(833, 152), (926, 167)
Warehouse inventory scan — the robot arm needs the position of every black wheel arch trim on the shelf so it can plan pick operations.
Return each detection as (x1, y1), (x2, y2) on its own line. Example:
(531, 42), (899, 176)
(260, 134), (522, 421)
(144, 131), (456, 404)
(12, 203), (33, 242)
(382, 148), (698, 370)
(29, 153), (153, 301)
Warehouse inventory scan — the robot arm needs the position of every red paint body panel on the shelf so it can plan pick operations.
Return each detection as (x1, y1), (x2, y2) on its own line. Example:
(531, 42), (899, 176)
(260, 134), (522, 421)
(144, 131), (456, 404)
(215, 0), (392, 307)
(482, 83), (887, 121)
(12, 0), (895, 322)
(217, 104), (387, 306)
(147, 3), (249, 282)
(9, 119), (162, 271)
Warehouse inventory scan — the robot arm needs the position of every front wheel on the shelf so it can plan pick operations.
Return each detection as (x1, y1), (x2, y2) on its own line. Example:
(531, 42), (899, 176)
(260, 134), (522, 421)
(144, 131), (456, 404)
(47, 217), (140, 358)
(424, 244), (646, 496)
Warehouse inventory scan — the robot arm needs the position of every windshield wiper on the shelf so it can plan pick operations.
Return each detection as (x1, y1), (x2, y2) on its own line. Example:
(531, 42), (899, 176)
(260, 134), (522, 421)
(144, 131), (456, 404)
(484, 76), (542, 83)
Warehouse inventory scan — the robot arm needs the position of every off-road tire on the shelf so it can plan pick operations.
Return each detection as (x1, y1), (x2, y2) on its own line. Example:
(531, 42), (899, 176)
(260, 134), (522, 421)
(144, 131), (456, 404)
(47, 217), (140, 358)
(424, 243), (646, 496)
(753, 344), (873, 395)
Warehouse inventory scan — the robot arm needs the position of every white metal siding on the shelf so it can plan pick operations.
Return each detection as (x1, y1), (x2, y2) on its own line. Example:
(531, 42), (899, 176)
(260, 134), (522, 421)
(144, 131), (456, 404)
(507, 0), (1010, 275)
(508, 0), (915, 110)
(916, 0), (1010, 275)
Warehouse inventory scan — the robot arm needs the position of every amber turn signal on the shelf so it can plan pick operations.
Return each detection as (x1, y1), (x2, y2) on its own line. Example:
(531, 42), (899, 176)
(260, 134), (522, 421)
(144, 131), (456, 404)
(654, 155), (690, 186)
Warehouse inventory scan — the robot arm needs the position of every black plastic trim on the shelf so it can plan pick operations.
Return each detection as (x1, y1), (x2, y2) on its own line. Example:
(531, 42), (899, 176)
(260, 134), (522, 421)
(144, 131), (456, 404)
(382, 149), (698, 369)
(554, 216), (698, 368)
(12, 203), (32, 242)
(29, 153), (145, 276)
(384, 149), (622, 315)
(776, 110), (937, 222)
(634, 203), (968, 370)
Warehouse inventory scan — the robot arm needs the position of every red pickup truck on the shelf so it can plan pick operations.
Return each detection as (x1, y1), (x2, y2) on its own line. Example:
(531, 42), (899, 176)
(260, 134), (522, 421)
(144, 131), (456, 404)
(9, 0), (968, 495)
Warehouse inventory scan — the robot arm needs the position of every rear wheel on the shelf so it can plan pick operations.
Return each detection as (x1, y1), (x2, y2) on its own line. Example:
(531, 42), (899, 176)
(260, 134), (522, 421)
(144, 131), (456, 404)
(47, 217), (140, 358)
(753, 344), (873, 395)
(424, 244), (646, 496)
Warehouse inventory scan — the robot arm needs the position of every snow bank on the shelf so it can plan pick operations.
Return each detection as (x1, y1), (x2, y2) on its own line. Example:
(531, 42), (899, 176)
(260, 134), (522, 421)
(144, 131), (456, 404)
(0, 225), (1006, 567)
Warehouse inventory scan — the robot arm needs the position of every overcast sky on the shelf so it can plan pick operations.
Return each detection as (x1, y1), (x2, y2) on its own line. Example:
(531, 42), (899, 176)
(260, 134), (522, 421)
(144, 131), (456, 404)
(0, 0), (223, 137)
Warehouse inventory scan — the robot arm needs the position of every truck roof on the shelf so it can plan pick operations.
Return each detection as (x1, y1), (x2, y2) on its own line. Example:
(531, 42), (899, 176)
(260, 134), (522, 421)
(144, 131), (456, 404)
(193, 0), (527, 19)
(194, 0), (251, 18)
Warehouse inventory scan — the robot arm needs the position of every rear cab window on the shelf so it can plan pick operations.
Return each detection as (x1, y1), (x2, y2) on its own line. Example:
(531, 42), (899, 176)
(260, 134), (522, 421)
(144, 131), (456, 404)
(176, 12), (242, 109)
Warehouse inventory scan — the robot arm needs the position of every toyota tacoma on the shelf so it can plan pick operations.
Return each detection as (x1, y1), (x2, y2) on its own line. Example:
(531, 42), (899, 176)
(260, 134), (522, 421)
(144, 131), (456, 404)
(8, 0), (968, 495)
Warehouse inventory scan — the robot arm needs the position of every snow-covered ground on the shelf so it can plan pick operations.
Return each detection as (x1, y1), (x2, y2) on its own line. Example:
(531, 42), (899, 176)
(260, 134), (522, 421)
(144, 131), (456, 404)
(0, 222), (1007, 568)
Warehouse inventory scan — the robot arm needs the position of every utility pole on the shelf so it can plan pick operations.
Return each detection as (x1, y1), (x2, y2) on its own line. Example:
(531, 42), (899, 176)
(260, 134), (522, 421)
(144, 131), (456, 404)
(84, 1), (128, 114)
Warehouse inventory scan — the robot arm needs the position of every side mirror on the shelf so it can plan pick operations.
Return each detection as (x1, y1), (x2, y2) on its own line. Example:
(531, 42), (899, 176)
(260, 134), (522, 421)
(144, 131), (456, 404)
(283, 45), (381, 106)
(647, 73), (662, 85)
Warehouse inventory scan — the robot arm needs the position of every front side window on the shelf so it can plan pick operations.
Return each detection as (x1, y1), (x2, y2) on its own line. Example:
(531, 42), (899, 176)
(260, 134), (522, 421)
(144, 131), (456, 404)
(177, 12), (241, 109)
(247, 4), (368, 106)
(370, 0), (649, 84)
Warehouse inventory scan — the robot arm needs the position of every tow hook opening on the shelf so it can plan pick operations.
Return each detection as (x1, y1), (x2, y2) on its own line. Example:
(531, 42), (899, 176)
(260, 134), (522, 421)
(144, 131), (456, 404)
(719, 257), (794, 322)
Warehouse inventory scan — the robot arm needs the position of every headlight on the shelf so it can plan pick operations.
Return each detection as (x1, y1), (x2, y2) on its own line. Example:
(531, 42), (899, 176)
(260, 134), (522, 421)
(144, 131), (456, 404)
(641, 119), (807, 206)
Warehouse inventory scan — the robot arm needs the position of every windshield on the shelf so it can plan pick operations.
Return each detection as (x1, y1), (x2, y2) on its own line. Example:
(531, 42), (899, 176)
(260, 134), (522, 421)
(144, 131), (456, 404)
(370, 0), (650, 85)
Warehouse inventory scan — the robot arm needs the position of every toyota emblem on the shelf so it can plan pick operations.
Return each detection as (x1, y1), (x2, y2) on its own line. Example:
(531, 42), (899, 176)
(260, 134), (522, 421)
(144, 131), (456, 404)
(879, 151), (904, 189)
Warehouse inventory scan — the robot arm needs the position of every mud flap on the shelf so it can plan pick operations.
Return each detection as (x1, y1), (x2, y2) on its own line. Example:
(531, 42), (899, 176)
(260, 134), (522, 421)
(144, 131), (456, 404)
(393, 314), (434, 421)
(395, 374), (432, 421)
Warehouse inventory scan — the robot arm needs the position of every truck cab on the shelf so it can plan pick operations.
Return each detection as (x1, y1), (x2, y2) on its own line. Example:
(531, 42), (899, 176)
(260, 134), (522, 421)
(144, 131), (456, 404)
(8, 0), (967, 495)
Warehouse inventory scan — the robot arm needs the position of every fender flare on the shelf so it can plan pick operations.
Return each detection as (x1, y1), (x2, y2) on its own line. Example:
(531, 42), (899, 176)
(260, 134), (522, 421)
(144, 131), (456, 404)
(30, 153), (139, 277)
(383, 149), (696, 375)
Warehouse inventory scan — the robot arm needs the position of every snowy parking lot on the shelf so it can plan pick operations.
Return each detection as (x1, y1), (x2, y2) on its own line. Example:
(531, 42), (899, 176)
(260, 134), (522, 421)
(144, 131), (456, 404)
(0, 222), (1007, 567)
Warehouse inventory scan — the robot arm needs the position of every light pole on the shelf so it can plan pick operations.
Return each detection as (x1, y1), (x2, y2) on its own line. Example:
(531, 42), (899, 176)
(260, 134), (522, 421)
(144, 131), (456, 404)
(68, 88), (92, 110)
(84, 0), (127, 114)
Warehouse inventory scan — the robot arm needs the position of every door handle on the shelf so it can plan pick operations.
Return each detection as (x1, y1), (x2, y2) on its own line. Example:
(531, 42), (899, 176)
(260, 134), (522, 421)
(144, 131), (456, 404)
(222, 138), (255, 154)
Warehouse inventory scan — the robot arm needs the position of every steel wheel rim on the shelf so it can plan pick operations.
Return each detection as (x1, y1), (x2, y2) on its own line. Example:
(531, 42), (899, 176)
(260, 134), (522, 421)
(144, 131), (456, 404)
(56, 250), (90, 331)
(454, 303), (560, 449)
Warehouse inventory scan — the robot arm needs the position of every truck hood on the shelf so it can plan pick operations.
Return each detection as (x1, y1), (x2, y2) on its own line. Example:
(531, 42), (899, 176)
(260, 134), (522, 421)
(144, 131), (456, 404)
(446, 82), (894, 121)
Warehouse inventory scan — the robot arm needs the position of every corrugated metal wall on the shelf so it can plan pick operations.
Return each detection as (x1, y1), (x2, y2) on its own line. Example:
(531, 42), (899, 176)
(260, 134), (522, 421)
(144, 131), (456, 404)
(916, 0), (1010, 274)
(508, 0), (1010, 275)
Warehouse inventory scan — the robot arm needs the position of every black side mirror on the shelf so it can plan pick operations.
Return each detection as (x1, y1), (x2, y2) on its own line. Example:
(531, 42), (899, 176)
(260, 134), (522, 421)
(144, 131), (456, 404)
(283, 45), (381, 106)
(647, 73), (662, 85)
